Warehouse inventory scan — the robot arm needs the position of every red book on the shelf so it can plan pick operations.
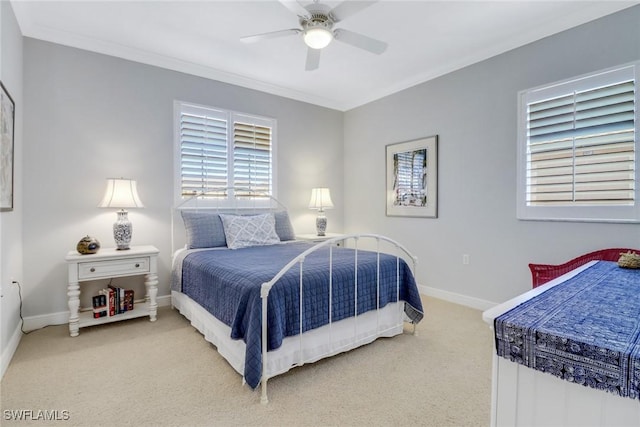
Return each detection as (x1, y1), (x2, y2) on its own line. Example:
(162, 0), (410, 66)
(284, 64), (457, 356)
(100, 288), (116, 316)
(124, 289), (134, 311)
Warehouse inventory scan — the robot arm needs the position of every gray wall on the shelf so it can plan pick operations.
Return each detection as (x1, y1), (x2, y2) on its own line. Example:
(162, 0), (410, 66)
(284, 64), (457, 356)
(8, 5), (640, 330)
(21, 39), (343, 320)
(344, 6), (640, 306)
(1, 0), (24, 376)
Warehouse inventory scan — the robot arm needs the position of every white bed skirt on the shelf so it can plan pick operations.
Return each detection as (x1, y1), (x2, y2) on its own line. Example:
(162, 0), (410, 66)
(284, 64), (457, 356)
(171, 290), (405, 381)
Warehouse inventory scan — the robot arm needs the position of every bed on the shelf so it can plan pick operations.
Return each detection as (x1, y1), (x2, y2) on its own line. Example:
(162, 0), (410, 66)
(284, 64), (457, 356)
(170, 191), (424, 403)
(483, 249), (640, 427)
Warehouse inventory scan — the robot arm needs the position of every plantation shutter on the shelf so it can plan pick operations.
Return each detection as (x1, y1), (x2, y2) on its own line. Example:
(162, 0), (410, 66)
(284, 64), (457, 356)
(179, 106), (228, 197)
(526, 77), (636, 206)
(233, 120), (272, 197)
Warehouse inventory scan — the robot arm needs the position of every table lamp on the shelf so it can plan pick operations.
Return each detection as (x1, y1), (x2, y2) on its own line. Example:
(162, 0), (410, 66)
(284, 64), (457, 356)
(98, 178), (144, 250)
(309, 187), (334, 236)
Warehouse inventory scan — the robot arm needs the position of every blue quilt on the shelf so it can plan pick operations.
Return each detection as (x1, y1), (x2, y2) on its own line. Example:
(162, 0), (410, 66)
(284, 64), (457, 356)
(176, 242), (423, 388)
(495, 261), (640, 399)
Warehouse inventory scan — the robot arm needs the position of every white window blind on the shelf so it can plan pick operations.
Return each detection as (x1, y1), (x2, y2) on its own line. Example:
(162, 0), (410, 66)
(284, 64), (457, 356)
(527, 80), (635, 205)
(175, 102), (275, 203)
(517, 63), (639, 222)
(179, 106), (228, 197)
(233, 118), (272, 197)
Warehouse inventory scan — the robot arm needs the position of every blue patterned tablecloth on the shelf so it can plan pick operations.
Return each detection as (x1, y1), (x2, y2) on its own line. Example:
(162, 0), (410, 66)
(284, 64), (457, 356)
(495, 261), (640, 399)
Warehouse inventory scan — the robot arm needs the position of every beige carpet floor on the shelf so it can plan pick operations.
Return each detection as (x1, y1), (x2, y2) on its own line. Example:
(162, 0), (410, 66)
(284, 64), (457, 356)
(1, 296), (494, 426)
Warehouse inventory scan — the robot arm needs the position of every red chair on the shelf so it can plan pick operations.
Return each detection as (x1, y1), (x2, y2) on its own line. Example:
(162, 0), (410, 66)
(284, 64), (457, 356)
(529, 248), (640, 288)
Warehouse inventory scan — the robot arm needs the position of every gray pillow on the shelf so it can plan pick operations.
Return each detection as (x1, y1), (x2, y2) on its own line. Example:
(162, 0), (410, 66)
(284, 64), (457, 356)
(180, 211), (227, 249)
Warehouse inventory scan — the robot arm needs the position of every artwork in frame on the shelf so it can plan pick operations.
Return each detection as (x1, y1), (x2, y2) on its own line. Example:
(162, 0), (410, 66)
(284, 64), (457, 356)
(386, 135), (438, 218)
(0, 81), (15, 211)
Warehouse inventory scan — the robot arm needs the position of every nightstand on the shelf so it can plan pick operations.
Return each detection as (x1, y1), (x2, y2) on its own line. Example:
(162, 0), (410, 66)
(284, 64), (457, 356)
(65, 245), (159, 337)
(296, 233), (346, 246)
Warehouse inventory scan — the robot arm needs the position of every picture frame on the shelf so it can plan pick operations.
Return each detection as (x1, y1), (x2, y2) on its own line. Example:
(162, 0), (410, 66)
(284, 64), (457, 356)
(1, 81), (15, 211)
(386, 135), (438, 218)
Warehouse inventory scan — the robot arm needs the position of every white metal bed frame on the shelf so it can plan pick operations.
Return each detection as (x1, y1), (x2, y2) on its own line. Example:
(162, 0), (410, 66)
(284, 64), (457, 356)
(171, 188), (420, 404)
(257, 233), (417, 403)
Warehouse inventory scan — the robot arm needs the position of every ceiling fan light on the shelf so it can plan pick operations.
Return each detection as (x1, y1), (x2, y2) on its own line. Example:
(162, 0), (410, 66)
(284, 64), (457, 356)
(304, 27), (333, 49)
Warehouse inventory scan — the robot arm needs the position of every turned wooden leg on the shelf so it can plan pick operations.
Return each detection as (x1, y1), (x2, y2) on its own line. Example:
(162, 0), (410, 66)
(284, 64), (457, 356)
(67, 281), (81, 337)
(145, 272), (158, 322)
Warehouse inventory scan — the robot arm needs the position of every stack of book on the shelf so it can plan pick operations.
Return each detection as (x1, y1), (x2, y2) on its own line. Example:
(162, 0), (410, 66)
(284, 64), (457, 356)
(92, 286), (134, 318)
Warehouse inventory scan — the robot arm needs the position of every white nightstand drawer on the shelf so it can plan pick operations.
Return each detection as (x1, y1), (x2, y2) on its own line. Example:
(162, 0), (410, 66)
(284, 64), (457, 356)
(78, 256), (150, 280)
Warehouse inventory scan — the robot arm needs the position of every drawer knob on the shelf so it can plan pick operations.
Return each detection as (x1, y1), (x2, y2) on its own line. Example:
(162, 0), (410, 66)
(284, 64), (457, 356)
(135, 263), (140, 268)
(90, 267), (96, 273)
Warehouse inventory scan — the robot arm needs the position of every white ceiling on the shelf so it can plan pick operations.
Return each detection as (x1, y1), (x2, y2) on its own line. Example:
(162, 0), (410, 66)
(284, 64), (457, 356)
(10, 0), (640, 111)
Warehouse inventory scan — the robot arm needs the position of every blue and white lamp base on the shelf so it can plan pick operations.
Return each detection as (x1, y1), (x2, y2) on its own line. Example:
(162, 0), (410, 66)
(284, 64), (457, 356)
(316, 212), (328, 236)
(113, 210), (132, 250)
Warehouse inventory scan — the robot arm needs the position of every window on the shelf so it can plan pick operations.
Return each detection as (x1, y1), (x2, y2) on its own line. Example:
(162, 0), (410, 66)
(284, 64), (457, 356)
(174, 101), (276, 205)
(517, 63), (639, 222)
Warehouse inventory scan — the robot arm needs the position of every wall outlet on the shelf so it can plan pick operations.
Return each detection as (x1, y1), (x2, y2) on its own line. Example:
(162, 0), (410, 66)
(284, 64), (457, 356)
(462, 254), (470, 265)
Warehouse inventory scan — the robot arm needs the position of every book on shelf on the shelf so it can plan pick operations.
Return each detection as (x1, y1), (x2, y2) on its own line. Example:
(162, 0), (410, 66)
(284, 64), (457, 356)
(98, 288), (116, 316)
(124, 289), (134, 311)
(97, 286), (134, 316)
(92, 294), (107, 318)
(108, 285), (124, 314)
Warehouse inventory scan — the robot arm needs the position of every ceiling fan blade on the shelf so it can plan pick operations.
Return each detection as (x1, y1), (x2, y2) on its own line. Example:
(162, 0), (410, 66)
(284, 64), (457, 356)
(334, 29), (387, 55)
(278, 0), (311, 19)
(305, 48), (321, 71)
(240, 28), (301, 43)
(329, 1), (377, 22)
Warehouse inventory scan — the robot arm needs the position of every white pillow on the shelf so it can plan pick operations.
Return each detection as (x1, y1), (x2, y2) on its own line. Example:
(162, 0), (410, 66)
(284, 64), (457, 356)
(219, 213), (281, 250)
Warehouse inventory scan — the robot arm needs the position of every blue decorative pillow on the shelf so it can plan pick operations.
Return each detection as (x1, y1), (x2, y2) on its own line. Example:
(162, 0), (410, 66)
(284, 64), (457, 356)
(180, 211), (227, 249)
(274, 211), (295, 241)
(219, 213), (281, 249)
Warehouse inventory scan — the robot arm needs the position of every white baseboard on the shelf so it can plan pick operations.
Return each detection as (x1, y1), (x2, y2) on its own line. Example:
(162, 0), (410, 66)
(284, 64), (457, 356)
(22, 294), (173, 332)
(19, 289), (493, 332)
(419, 284), (497, 311)
(1, 322), (22, 380)
(5, 289), (493, 379)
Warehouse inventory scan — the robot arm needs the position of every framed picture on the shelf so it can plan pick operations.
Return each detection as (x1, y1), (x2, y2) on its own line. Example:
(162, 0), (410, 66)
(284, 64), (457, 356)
(0, 82), (15, 211)
(1, 81), (15, 211)
(386, 135), (438, 218)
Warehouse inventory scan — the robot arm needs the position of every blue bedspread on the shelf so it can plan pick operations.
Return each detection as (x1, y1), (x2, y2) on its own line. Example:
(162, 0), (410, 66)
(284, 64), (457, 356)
(176, 242), (423, 388)
(495, 261), (640, 399)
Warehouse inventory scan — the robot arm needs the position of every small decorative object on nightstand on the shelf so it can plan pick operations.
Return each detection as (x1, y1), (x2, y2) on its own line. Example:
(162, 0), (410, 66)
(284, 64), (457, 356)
(76, 235), (100, 255)
(309, 187), (334, 236)
(65, 245), (159, 337)
(98, 178), (144, 250)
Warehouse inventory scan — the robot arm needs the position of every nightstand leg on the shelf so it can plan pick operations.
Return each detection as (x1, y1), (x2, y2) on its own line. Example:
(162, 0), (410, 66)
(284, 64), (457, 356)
(145, 272), (158, 322)
(67, 281), (80, 337)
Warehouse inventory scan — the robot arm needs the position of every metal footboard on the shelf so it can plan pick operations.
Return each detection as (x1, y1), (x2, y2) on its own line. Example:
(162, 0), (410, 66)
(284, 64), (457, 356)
(259, 234), (418, 404)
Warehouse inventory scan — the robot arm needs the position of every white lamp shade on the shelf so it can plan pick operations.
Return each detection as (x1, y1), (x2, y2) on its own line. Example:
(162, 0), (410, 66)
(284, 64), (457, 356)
(309, 187), (334, 210)
(304, 27), (333, 49)
(98, 178), (144, 209)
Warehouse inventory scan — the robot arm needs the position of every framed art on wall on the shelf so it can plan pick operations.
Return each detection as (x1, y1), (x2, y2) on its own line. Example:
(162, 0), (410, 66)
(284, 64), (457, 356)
(386, 135), (438, 218)
(0, 81), (15, 211)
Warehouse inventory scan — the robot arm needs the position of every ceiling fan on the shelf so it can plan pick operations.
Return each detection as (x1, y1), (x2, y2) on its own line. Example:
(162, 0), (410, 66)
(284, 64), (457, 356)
(240, 0), (387, 71)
